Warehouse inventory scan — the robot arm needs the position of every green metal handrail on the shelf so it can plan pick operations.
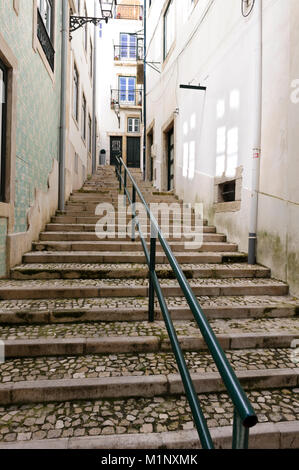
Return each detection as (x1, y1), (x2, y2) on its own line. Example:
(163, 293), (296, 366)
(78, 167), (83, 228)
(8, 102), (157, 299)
(114, 156), (258, 449)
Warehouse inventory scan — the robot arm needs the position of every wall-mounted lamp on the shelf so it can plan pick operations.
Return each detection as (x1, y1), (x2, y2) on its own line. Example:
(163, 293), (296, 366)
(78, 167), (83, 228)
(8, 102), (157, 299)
(69, 0), (117, 37)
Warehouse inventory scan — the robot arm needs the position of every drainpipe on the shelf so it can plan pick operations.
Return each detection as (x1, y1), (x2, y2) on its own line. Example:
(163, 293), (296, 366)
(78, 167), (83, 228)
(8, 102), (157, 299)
(248, 0), (262, 264)
(92, 0), (98, 174)
(143, 0), (147, 180)
(58, 0), (68, 211)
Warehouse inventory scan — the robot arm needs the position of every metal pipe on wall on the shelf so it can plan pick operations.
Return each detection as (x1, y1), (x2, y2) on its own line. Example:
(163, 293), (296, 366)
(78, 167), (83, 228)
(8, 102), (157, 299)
(248, 0), (263, 264)
(92, 0), (98, 174)
(58, 0), (68, 211)
(143, 0), (147, 180)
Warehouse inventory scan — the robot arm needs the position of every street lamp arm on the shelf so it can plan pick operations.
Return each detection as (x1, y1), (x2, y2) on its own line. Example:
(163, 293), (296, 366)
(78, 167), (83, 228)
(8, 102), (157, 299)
(69, 15), (108, 35)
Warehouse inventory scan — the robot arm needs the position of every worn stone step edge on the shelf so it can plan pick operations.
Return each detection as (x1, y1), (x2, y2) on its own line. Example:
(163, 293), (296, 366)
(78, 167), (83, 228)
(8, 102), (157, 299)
(2, 332), (299, 358)
(45, 225), (218, 234)
(11, 265), (270, 281)
(0, 368), (298, 405)
(1, 421), (298, 449)
(32, 241), (238, 253)
(0, 303), (297, 325)
(22, 252), (248, 265)
(0, 283), (288, 300)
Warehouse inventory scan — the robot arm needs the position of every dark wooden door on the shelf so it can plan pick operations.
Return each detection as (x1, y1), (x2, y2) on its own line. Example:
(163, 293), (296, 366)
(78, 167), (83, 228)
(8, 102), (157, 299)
(167, 128), (174, 191)
(127, 137), (140, 168)
(110, 136), (122, 166)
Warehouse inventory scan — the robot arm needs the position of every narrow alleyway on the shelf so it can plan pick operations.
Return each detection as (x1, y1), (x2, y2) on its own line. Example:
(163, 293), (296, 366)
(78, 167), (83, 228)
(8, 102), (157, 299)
(0, 167), (298, 448)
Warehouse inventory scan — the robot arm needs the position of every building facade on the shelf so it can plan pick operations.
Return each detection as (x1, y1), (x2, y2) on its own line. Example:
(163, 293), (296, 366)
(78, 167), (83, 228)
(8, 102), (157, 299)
(0, 0), (62, 276)
(145, 0), (299, 296)
(0, 0), (100, 276)
(97, 0), (143, 169)
(66, 0), (97, 197)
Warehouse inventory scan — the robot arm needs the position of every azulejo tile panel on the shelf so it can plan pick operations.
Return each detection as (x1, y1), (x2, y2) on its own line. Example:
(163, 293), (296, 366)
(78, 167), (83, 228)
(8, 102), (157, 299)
(0, 0), (62, 233)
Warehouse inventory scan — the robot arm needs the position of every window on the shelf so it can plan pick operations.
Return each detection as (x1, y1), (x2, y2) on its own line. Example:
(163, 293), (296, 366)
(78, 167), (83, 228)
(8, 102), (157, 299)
(163, 0), (175, 60)
(0, 59), (7, 202)
(218, 180), (236, 203)
(37, 0), (55, 71)
(120, 33), (137, 60)
(81, 94), (86, 141)
(128, 117), (140, 133)
(73, 64), (79, 121)
(88, 114), (92, 153)
(119, 77), (136, 105)
(38, 0), (53, 38)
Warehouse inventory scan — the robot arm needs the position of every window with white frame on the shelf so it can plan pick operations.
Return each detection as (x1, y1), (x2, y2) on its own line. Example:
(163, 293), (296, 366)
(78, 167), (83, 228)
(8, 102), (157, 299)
(119, 76), (136, 105)
(120, 33), (137, 60)
(128, 117), (140, 133)
(38, 0), (53, 39)
(163, 0), (175, 60)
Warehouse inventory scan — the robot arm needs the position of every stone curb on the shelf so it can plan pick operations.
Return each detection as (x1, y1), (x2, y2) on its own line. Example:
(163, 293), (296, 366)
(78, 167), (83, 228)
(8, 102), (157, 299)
(0, 282), (289, 301)
(0, 368), (298, 405)
(0, 303), (296, 325)
(2, 332), (299, 358)
(0, 421), (299, 449)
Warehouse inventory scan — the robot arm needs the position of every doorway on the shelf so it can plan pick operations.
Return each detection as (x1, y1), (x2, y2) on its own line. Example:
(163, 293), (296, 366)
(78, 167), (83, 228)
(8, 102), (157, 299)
(110, 136), (122, 166)
(127, 136), (140, 168)
(167, 127), (174, 191)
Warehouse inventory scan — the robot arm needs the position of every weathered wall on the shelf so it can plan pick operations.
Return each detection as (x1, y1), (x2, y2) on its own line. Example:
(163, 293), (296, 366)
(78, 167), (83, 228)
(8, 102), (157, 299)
(0, 0), (62, 274)
(146, 0), (299, 296)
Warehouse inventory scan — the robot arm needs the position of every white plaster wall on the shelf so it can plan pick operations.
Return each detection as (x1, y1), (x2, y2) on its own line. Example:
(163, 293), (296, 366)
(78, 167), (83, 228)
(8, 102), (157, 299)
(97, 16), (143, 166)
(67, 0), (95, 196)
(146, 0), (299, 295)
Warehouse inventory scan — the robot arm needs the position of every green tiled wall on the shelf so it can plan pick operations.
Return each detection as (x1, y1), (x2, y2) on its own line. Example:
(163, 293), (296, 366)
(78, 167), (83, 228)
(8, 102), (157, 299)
(0, 0), (62, 233)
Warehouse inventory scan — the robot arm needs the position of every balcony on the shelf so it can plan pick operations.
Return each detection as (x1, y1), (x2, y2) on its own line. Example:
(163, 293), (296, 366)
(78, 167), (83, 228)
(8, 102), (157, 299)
(37, 10), (55, 72)
(113, 4), (144, 21)
(111, 88), (143, 108)
(114, 45), (144, 62)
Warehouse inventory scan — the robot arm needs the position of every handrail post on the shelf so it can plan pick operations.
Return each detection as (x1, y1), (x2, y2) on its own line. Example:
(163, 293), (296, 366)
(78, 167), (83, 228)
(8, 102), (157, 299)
(131, 186), (136, 242)
(148, 223), (157, 323)
(232, 408), (249, 449)
(119, 160), (122, 191)
(124, 170), (127, 207)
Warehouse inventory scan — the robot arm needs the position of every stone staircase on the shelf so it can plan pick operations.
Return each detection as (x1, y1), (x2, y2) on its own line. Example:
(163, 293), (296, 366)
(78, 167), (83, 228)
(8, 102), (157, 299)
(0, 165), (298, 449)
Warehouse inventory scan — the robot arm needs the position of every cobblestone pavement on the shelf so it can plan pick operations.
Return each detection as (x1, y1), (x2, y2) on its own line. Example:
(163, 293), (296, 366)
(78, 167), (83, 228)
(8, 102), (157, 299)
(12, 263), (267, 272)
(0, 349), (297, 383)
(0, 318), (299, 340)
(0, 295), (297, 313)
(0, 278), (287, 288)
(0, 389), (298, 442)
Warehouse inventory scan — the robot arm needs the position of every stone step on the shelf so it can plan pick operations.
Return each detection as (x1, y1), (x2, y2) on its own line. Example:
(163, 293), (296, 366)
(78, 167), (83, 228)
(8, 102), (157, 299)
(11, 263), (270, 280)
(39, 232), (225, 242)
(1, 419), (298, 449)
(2, 329), (299, 358)
(1, 316), (298, 341)
(0, 295), (296, 324)
(45, 223), (217, 234)
(0, 278), (289, 300)
(0, 359), (298, 405)
(32, 241), (238, 254)
(23, 251), (247, 265)
(51, 215), (208, 225)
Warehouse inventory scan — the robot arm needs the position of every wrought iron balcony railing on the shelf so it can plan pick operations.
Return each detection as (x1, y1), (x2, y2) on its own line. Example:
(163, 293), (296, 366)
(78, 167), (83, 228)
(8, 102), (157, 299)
(114, 45), (144, 62)
(111, 88), (143, 107)
(113, 4), (143, 21)
(37, 10), (55, 72)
